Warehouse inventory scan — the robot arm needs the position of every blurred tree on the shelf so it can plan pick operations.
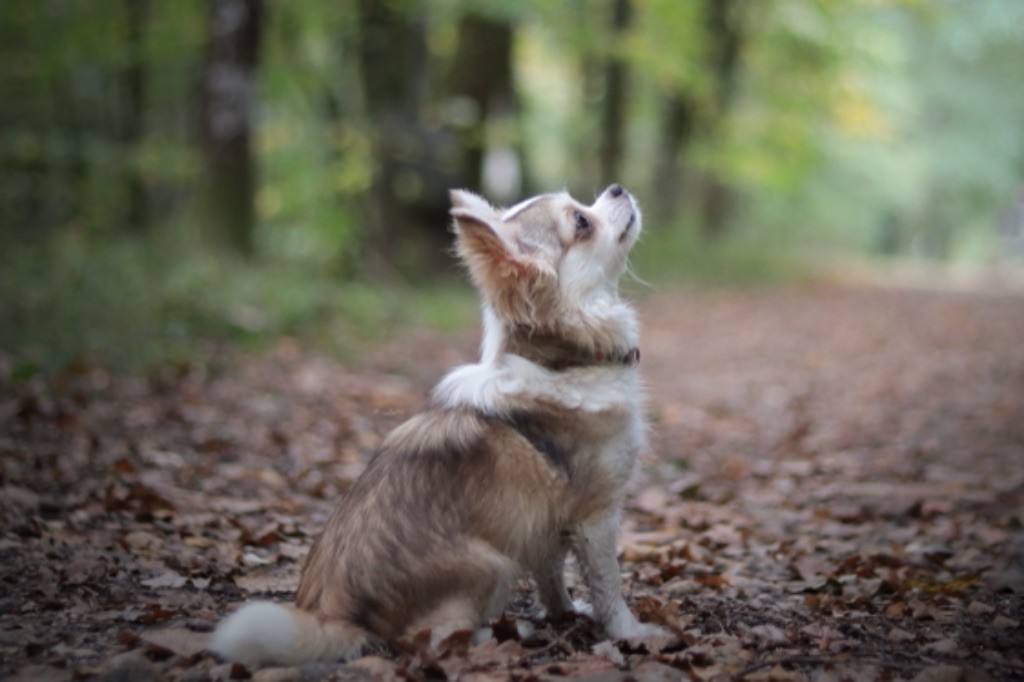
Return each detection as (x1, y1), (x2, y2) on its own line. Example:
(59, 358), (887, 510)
(652, 92), (697, 220)
(356, 0), (455, 276)
(903, 0), (1024, 258)
(2, 0), (1022, 295)
(199, 0), (263, 254)
(599, 0), (633, 187)
(1, 1), (128, 238)
(527, 1), (608, 196)
(642, 0), (750, 232)
(697, 0), (748, 238)
(120, 0), (149, 233)
(357, 0), (429, 123)
(449, 12), (524, 202)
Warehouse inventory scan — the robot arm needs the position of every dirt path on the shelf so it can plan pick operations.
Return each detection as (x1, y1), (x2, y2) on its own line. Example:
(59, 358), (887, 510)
(1, 286), (1022, 680)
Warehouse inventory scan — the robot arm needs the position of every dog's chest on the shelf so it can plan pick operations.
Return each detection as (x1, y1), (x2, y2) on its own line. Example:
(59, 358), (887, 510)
(501, 399), (642, 523)
(568, 406), (643, 501)
(436, 357), (644, 505)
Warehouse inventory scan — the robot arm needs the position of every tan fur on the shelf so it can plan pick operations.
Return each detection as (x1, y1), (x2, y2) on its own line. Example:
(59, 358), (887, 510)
(294, 406), (622, 640)
(451, 191), (638, 358)
(453, 211), (560, 328)
(212, 185), (660, 665)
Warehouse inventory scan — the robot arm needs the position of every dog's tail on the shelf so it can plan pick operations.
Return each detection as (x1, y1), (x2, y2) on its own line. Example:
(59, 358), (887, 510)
(209, 602), (370, 666)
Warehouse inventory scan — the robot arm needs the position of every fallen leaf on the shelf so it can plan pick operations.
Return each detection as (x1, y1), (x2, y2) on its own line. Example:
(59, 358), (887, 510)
(910, 665), (969, 682)
(234, 571), (298, 594)
(965, 601), (995, 616)
(991, 615), (1018, 629)
(466, 638), (524, 667)
(925, 638), (961, 655)
(141, 571), (188, 589)
(887, 627), (915, 643)
(340, 656), (397, 678)
(141, 627), (210, 659)
(251, 667), (301, 682)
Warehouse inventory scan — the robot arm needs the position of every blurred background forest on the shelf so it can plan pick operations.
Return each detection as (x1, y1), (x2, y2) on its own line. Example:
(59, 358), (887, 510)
(2, 0), (1024, 371)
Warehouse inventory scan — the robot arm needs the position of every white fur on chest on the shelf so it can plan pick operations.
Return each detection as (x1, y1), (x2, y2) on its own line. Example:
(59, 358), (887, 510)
(434, 354), (642, 416)
(434, 354), (645, 485)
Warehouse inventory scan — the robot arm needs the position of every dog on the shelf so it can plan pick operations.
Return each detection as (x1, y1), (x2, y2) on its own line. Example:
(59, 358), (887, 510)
(210, 184), (665, 666)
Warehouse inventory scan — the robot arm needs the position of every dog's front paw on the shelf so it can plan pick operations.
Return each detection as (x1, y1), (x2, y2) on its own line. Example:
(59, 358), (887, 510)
(614, 620), (677, 653)
(605, 611), (672, 644)
(615, 620), (670, 640)
(571, 598), (594, 619)
(542, 598), (593, 627)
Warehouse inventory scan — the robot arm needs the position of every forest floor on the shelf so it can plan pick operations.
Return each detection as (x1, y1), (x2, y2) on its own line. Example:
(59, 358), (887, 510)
(1, 285), (1023, 681)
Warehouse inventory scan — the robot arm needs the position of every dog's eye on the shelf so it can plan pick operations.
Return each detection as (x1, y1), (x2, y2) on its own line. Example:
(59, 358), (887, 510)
(574, 211), (591, 234)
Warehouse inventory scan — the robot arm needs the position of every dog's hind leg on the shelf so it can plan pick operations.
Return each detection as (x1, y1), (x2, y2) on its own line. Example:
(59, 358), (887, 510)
(534, 544), (575, 619)
(409, 541), (515, 648)
(410, 597), (486, 648)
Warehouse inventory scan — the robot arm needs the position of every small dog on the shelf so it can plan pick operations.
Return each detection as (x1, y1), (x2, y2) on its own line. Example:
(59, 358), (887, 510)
(211, 184), (665, 666)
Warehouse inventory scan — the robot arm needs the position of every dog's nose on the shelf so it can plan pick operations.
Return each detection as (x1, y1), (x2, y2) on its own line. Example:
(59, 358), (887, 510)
(608, 184), (624, 198)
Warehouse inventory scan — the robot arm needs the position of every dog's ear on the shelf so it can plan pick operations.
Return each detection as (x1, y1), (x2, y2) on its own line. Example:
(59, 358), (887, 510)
(450, 190), (556, 325)
(450, 190), (524, 279)
(450, 189), (497, 217)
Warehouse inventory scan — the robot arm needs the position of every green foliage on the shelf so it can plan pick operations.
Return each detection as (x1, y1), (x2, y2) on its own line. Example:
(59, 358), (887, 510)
(633, 212), (824, 286)
(0, 0), (204, 236)
(0, 237), (477, 373)
(2, 0), (1022, 371)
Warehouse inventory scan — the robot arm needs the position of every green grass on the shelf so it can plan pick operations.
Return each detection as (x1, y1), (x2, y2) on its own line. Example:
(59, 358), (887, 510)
(0, 233), (478, 376)
(10, 210), (973, 378)
(632, 215), (825, 287)
(0, 219), (832, 377)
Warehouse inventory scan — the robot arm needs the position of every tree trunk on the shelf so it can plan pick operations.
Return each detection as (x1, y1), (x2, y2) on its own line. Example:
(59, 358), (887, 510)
(355, 0), (439, 276)
(705, 0), (744, 117)
(653, 92), (696, 220)
(357, 0), (428, 122)
(699, 0), (746, 239)
(121, 0), (148, 233)
(199, 0), (263, 254)
(449, 13), (523, 202)
(599, 0), (633, 187)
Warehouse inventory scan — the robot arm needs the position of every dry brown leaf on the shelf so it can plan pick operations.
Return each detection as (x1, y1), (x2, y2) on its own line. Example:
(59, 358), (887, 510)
(140, 627), (211, 659)
(141, 570), (188, 589)
(466, 638), (525, 668)
(4, 288), (1023, 681)
(345, 656), (398, 678)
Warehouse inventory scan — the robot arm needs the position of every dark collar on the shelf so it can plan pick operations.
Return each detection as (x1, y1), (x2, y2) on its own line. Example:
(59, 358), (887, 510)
(525, 346), (640, 372)
(512, 346), (638, 372)
(502, 325), (640, 372)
